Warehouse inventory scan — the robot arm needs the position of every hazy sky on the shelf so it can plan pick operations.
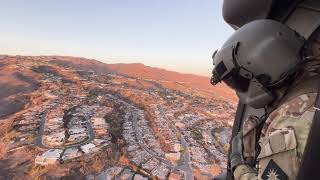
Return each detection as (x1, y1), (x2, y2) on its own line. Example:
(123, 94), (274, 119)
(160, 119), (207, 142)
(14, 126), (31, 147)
(0, 0), (234, 76)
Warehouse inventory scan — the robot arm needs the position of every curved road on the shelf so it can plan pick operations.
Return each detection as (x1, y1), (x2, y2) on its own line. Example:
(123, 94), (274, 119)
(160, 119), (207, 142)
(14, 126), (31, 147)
(35, 100), (95, 149)
(103, 94), (194, 178)
(34, 110), (50, 149)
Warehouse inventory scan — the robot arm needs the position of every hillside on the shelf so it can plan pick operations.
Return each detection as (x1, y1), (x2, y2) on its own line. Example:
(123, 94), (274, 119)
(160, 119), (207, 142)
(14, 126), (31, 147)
(45, 56), (237, 102)
(0, 55), (236, 179)
(107, 63), (237, 102)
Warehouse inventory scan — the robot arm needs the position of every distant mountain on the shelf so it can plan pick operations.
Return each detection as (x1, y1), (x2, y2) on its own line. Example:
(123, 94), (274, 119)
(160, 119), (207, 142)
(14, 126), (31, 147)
(106, 63), (237, 102)
(44, 56), (237, 102)
(0, 55), (237, 105)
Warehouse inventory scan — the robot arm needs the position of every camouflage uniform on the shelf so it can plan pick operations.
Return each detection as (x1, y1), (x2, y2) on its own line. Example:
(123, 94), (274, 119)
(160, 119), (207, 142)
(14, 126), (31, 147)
(233, 62), (320, 180)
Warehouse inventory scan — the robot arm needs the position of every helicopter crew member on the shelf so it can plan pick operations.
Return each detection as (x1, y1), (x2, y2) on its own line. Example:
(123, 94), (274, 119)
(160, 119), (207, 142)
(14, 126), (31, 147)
(211, 19), (320, 180)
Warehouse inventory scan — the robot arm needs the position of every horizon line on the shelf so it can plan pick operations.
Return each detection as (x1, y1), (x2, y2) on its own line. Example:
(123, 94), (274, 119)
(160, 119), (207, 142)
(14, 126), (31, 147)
(0, 53), (212, 78)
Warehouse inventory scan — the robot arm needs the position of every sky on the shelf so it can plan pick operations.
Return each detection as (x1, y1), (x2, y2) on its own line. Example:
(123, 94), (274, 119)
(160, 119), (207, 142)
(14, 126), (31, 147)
(0, 0), (234, 76)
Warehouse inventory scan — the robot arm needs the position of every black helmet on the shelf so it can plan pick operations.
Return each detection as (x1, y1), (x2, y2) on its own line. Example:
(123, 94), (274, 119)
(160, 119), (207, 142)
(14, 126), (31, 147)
(211, 19), (305, 108)
(211, 19), (305, 91)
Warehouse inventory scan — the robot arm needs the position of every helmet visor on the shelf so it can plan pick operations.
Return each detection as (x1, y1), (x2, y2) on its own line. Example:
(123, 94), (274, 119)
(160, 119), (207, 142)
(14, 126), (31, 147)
(223, 71), (251, 92)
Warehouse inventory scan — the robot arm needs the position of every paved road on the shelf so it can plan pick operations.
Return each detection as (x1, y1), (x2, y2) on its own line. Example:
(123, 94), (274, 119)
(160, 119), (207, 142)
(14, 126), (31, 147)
(85, 116), (95, 143)
(178, 137), (193, 180)
(34, 110), (51, 149)
(64, 113), (95, 149)
(159, 107), (193, 180)
(35, 99), (61, 149)
(34, 101), (95, 149)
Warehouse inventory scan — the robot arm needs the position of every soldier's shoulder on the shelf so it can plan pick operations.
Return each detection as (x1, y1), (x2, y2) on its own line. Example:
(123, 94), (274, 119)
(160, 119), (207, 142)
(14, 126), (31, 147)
(272, 93), (316, 119)
(262, 92), (317, 136)
(258, 92), (317, 179)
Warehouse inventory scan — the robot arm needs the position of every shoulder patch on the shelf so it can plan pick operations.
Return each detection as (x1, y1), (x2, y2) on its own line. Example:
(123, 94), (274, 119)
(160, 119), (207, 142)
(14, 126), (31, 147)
(261, 159), (288, 180)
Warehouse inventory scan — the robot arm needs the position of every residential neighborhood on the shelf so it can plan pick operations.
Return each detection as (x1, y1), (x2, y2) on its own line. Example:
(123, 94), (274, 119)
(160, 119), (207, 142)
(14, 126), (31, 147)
(0, 56), (236, 179)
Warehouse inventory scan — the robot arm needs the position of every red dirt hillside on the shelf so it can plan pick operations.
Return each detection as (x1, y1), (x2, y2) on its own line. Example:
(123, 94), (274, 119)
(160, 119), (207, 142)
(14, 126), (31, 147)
(1, 55), (237, 102)
(44, 56), (237, 102)
(106, 63), (237, 102)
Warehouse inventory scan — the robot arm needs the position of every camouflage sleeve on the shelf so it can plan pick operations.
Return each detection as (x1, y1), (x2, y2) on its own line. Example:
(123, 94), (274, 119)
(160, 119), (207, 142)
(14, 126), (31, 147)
(233, 93), (317, 180)
(233, 165), (258, 180)
(257, 93), (317, 179)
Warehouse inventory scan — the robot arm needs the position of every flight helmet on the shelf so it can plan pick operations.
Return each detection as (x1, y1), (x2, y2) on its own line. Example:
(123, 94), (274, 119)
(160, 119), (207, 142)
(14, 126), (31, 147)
(211, 19), (305, 108)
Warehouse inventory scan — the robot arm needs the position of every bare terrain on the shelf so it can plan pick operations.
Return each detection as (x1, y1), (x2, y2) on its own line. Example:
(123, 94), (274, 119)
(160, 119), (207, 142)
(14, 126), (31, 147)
(0, 55), (236, 179)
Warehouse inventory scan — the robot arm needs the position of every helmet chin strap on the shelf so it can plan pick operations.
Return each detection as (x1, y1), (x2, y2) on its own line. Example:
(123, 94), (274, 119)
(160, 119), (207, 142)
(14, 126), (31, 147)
(236, 78), (275, 109)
